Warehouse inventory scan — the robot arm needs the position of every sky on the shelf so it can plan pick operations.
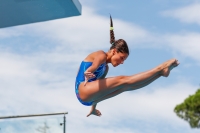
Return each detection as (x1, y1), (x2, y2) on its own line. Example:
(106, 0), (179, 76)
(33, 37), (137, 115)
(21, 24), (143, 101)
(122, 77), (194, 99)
(0, 0), (200, 133)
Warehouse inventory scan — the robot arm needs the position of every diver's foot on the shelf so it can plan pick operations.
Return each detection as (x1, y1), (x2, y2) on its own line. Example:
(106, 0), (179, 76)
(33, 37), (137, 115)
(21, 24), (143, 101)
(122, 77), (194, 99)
(161, 59), (179, 77)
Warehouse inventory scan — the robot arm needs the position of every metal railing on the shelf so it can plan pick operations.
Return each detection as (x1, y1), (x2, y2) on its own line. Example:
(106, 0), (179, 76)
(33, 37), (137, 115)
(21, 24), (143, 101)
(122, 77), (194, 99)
(0, 112), (68, 133)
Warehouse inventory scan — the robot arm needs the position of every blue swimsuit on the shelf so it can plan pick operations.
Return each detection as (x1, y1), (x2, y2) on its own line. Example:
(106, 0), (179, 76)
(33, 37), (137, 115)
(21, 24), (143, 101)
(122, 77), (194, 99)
(75, 61), (107, 106)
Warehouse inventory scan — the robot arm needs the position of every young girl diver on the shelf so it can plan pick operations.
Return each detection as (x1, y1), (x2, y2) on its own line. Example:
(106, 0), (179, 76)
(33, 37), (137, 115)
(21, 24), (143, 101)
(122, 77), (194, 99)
(75, 16), (179, 117)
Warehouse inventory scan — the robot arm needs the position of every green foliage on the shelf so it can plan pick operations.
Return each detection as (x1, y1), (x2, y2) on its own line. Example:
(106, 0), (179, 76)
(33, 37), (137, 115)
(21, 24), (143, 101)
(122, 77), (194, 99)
(174, 89), (200, 128)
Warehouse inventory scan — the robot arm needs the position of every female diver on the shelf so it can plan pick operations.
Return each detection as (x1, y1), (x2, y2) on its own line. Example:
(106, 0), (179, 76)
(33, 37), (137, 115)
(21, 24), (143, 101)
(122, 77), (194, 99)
(75, 16), (179, 117)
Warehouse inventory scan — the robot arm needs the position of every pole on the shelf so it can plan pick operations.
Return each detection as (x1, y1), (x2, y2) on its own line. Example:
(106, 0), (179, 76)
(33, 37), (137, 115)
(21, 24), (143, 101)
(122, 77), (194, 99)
(0, 112), (68, 119)
(64, 114), (66, 133)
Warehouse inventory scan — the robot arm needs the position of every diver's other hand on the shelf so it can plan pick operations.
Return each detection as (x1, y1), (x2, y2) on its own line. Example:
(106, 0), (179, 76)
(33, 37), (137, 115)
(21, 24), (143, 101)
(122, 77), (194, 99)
(87, 108), (102, 117)
(84, 71), (95, 86)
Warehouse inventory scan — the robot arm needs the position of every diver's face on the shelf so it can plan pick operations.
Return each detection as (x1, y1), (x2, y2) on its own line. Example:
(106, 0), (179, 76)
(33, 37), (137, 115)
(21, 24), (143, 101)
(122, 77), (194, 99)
(111, 49), (128, 67)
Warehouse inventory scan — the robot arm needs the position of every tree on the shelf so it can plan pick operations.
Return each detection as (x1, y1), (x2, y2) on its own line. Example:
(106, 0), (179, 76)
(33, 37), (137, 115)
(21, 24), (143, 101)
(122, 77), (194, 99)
(174, 89), (200, 128)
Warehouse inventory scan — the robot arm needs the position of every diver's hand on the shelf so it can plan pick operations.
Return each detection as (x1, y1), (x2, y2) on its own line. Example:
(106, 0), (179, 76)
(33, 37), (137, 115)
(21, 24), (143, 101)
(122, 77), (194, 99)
(84, 71), (95, 86)
(87, 108), (102, 117)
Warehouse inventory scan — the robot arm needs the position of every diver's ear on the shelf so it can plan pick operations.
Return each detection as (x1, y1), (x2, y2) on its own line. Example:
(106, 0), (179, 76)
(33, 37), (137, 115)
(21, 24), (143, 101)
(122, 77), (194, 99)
(112, 49), (116, 55)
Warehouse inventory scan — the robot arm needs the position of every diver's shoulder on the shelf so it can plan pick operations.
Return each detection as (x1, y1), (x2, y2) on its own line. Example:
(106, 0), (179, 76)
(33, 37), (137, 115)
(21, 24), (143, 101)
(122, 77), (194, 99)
(92, 50), (107, 61)
(96, 50), (107, 56)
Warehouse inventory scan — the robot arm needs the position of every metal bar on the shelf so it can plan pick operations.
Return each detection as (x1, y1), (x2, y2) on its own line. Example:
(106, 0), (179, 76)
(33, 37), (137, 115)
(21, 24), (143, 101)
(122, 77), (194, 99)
(64, 114), (66, 133)
(0, 112), (68, 119)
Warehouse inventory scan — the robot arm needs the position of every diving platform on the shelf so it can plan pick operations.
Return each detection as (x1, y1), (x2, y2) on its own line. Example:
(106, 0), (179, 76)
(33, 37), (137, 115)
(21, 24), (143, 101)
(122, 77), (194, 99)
(0, 0), (81, 28)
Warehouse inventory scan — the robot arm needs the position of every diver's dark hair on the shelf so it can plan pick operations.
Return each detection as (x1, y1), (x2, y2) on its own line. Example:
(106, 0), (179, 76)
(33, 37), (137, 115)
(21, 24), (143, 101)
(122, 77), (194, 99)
(110, 15), (129, 55)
